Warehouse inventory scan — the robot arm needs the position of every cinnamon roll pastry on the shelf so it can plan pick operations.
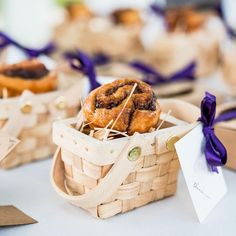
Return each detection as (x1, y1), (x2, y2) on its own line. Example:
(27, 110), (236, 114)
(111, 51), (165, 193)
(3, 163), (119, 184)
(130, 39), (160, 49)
(67, 3), (93, 21)
(166, 7), (205, 33)
(112, 8), (142, 26)
(0, 59), (58, 97)
(83, 79), (161, 135)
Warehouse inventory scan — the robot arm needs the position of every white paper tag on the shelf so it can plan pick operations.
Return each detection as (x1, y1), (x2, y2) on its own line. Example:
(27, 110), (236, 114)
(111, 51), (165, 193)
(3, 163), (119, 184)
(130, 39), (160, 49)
(175, 123), (227, 222)
(0, 132), (19, 163)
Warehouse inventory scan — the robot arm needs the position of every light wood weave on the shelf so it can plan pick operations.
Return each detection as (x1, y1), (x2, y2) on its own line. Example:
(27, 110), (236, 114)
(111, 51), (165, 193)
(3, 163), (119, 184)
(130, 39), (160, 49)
(0, 106), (78, 169)
(61, 146), (179, 219)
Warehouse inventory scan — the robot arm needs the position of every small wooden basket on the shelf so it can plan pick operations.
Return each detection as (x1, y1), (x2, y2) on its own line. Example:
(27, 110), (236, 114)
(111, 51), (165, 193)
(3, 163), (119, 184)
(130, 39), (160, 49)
(215, 102), (236, 170)
(148, 30), (219, 77)
(51, 99), (199, 218)
(54, 18), (143, 59)
(0, 81), (84, 169)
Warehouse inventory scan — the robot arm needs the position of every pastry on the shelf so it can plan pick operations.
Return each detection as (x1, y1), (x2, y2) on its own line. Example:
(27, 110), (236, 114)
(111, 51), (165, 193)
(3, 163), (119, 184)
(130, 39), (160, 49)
(0, 59), (58, 97)
(67, 3), (93, 21)
(83, 78), (161, 135)
(112, 8), (142, 26)
(166, 7), (206, 32)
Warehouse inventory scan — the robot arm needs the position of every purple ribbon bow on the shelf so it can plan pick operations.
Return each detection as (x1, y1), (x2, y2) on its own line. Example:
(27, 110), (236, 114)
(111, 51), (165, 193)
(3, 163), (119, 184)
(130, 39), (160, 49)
(129, 60), (196, 85)
(64, 49), (101, 91)
(198, 92), (227, 173)
(214, 108), (236, 123)
(0, 31), (56, 57)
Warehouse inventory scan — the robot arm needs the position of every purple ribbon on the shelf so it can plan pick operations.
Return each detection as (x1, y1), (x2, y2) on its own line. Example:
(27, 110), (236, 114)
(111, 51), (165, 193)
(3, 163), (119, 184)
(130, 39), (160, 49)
(64, 49), (101, 91)
(215, 3), (236, 38)
(214, 108), (236, 123)
(129, 60), (196, 85)
(150, 3), (166, 17)
(92, 53), (111, 66)
(198, 92), (227, 173)
(0, 31), (56, 57)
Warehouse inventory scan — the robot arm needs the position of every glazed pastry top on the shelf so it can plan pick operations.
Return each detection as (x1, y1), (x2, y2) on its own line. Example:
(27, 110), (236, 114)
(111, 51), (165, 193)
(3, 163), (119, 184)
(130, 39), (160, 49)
(67, 3), (93, 20)
(112, 8), (142, 26)
(83, 78), (161, 135)
(0, 59), (58, 97)
(0, 59), (49, 80)
(166, 7), (206, 33)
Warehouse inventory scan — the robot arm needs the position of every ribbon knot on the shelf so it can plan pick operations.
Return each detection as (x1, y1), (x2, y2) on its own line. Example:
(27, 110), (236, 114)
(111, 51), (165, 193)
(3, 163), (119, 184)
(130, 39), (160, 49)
(129, 60), (196, 85)
(199, 92), (227, 173)
(0, 31), (56, 58)
(64, 49), (101, 91)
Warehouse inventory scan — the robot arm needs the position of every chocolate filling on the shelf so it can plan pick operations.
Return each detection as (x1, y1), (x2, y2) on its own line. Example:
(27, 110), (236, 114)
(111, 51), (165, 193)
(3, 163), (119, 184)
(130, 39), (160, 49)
(0, 61), (49, 80)
(95, 82), (157, 111)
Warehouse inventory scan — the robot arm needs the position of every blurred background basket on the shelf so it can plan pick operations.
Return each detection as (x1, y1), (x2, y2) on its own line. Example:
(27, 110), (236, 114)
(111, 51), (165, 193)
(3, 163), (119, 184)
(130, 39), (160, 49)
(0, 81), (83, 169)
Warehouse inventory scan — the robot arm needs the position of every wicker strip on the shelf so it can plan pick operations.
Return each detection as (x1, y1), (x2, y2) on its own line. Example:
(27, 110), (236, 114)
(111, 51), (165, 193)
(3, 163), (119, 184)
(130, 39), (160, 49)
(61, 147), (180, 218)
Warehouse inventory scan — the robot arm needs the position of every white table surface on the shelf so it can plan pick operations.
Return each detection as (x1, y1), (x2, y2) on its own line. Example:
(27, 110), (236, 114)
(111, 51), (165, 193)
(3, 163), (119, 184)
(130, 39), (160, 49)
(0, 158), (235, 236)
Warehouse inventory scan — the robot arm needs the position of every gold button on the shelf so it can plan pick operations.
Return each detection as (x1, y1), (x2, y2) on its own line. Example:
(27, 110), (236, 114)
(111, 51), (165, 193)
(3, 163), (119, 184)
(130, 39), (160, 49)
(128, 146), (141, 161)
(166, 136), (180, 152)
(55, 96), (67, 110)
(20, 101), (33, 114)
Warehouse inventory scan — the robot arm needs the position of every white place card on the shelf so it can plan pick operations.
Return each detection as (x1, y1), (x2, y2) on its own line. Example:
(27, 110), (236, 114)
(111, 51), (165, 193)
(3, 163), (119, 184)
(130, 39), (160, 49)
(0, 132), (19, 163)
(175, 123), (227, 222)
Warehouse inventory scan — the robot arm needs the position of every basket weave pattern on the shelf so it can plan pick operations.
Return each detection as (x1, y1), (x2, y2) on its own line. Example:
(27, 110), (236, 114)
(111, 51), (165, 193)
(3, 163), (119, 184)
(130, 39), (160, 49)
(0, 106), (78, 169)
(61, 144), (180, 219)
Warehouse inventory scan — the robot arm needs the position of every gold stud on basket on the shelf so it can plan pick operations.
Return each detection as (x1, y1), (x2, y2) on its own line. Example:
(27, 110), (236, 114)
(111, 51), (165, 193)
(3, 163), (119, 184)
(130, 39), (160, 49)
(128, 146), (141, 161)
(55, 96), (67, 110)
(20, 101), (33, 114)
(166, 136), (180, 152)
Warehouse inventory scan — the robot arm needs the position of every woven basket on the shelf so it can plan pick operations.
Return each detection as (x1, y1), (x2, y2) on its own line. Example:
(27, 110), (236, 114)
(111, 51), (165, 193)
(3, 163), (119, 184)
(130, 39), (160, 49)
(54, 17), (143, 59)
(215, 101), (236, 170)
(51, 99), (199, 218)
(0, 80), (84, 169)
(148, 29), (221, 77)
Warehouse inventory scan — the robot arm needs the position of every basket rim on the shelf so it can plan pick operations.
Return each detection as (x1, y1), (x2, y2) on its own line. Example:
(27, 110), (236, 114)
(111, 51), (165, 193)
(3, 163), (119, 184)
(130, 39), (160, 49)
(53, 111), (189, 144)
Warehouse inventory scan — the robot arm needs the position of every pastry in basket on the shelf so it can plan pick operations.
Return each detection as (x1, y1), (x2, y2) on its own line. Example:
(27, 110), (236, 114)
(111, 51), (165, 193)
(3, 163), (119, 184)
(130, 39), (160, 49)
(66, 2), (93, 21)
(166, 7), (206, 33)
(112, 8), (142, 26)
(83, 78), (161, 135)
(147, 5), (225, 77)
(0, 59), (58, 97)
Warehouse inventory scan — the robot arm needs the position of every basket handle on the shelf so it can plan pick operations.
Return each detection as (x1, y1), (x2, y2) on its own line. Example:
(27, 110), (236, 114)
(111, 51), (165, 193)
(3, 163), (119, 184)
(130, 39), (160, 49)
(51, 135), (143, 209)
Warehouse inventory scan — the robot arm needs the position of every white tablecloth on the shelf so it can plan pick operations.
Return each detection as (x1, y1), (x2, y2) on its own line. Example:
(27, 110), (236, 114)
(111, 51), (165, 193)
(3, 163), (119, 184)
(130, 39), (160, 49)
(0, 159), (235, 236)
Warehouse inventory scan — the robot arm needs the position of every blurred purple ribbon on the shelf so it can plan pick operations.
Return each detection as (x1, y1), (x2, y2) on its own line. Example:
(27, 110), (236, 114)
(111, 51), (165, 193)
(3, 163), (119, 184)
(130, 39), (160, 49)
(214, 108), (236, 123)
(129, 60), (196, 85)
(64, 49), (101, 91)
(215, 2), (236, 38)
(198, 92), (227, 173)
(150, 3), (166, 17)
(92, 53), (111, 66)
(0, 31), (56, 57)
